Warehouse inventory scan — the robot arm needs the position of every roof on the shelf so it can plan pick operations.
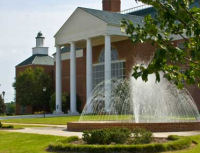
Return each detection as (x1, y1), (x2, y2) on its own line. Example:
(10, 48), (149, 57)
(52, 46), (82, 56)
(17, 54), (54, 67)
(129, 0), (199, 17)
(129, 7), (156, 17)
(79, 7), (144, 26)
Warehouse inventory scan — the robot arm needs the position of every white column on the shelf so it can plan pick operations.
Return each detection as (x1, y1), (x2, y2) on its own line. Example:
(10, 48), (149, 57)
(70, 42), (78, 115)
(55, 46), (63, 114)
(86, 38), (93, 103)
(104, 35), (111, 112)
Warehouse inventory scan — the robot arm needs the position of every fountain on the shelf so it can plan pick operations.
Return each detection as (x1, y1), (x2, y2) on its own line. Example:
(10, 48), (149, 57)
(68, 73), (200, 132)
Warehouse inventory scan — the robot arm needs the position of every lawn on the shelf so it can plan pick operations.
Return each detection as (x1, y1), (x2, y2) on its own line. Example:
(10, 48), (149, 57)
(1, 115), (133, 125)
(165, 135), (200, 153)
(1, 116), (80, 125)
(1, 115), (196, 125)
(0, 131), (200, 153)
(0, 131), (65, 153)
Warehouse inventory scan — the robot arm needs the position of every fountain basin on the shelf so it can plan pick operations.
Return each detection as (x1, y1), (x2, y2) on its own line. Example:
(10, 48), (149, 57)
(67, 121), (200, 132)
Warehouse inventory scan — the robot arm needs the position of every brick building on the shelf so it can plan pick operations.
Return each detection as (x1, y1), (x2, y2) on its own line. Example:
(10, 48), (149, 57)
(53, 0), (200, 114)
(16, 0), (200, 115)
(16, 32), (54, 114)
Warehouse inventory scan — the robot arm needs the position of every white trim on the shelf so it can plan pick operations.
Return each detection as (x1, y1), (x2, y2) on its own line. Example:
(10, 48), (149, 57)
(93, 60), (126, 66)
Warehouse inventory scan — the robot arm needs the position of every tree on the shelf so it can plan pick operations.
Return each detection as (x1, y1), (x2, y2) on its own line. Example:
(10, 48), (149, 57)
(5, 102), (16, 115)
(50, 93), (82, 113)
(0, 95), (5, 114)
(121, 0), (200, 88)
(13, 67), (53, 112)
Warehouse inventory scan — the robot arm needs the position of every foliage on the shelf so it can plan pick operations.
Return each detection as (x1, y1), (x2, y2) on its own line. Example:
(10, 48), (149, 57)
(83, 128), (131, 144)
(13, 67), (53, 113)
(48, 134), (192, 153)
(50, 92), (69, 113)
(50, 93), (82, 113)
(168, 135), (180, 141)
(132, 128), (153, 144)
(0, 95), (5, 114)
(0, 122), (13, 129)
(5, 102), (16, 115)
(59, 136), (79, 144)
(121, 0), (200, 89)
(1, 125), (14, 129)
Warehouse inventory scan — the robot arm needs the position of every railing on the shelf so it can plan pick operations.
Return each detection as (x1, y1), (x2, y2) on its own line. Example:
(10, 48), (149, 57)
(120, 5), (152, 14)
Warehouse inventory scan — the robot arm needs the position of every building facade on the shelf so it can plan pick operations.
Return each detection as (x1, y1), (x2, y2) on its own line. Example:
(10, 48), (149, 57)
(16, 0), (200, 115)
(53, 0), (200, 114)
(16, 32), (54, 114)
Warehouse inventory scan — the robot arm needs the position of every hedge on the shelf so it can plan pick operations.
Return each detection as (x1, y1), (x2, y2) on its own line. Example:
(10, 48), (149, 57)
(48, 135), (192, 153)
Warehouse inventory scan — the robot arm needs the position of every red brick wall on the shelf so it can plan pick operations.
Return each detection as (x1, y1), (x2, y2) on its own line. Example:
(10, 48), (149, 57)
(102, 0), (121, 12)
(61, 50), (86, 110)
(15, 65), (54, 115)
(61, 39), (200, 112)
(67, 122), (200, 132)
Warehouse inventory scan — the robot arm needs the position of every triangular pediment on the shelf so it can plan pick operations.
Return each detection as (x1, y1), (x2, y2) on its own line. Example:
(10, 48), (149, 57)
(55, 8), (108, 45)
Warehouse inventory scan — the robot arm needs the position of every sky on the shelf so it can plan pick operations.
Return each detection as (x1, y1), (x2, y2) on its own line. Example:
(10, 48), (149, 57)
(0, 0), (143, 103)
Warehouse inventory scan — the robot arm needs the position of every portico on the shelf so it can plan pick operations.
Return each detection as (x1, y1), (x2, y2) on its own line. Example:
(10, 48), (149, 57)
(54, 7), (142, 114)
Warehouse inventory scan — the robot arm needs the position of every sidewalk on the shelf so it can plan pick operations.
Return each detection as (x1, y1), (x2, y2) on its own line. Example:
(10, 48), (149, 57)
(0, 114), (69, 120)
(3, 126), (200, 138)
(4, 127), (82, 137)
(3, 122), (66, 128)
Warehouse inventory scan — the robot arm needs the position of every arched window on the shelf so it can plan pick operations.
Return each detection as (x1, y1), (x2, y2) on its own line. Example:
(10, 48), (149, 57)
(99, 48), (119, 63)
(93, 47), (125, 88)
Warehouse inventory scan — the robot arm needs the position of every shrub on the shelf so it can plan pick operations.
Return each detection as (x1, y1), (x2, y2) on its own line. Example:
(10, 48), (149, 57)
(48, 136), (192, 153)
(83, 128), (131, 144)
(167, 135), (180, 141)
(60, 136), (79, 144)
(1, 125), (14, 129)
(0, 122), (14, 129)
(132, 128), (153, 144)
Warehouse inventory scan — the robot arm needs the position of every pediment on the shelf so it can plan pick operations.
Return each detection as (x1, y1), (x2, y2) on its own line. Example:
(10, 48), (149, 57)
(55, 8), (108, 45)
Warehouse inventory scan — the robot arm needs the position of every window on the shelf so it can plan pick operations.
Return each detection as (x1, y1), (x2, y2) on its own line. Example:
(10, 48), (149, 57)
(99, 48), (119, 62)
(178, 42), (185, 50)
(93, 48), (125, 88)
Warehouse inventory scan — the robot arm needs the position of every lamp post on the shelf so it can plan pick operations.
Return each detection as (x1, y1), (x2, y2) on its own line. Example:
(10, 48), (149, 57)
(42, 87), (47, 118)
(2, 91), (5, 102)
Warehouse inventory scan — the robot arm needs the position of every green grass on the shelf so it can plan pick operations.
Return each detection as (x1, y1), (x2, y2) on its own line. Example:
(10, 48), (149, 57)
(1, 115), (133, 125)
(0, 131), (200, 153)
(164, 135), (200, 153)
(0, 131), (66, 153)
(1, 116), (80, 125)
(1, 115), (196, 125)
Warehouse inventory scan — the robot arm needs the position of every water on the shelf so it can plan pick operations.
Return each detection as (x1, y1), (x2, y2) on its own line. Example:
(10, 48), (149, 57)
(79, 74), (200, 123)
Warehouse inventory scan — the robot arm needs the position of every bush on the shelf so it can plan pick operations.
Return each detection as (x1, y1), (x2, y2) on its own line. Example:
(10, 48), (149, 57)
(132, 128), (153, 144)
(5, 102), (16, 115)
(83, 128), (131, 144)
(167, 135), (180, 141)
(60, 136), (79, 144)
(48, 136), (192, 153)
(1, 125), (14, 129)
(50, 93), (82, 113)
(0, 122), (14, 129)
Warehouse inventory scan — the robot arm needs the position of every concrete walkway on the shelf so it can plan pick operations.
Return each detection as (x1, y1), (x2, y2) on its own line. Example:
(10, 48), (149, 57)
(3, 126), (200, 138)
(0, 114), (70, 120)
(4, 127), (82, 137)
(3, 122), (66, 128)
